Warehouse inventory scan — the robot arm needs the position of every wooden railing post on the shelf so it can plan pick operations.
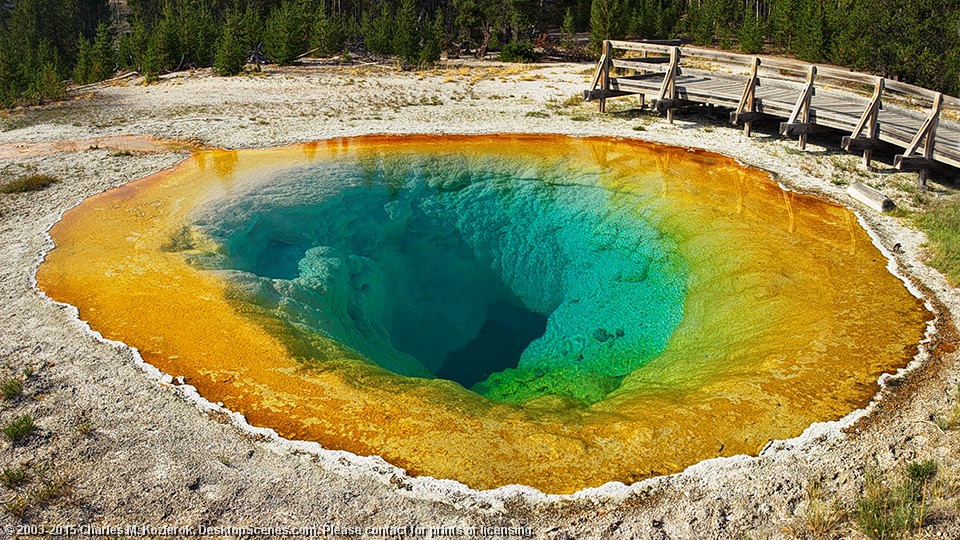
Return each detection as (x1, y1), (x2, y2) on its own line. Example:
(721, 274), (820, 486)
(920, 94), (943, 188)
(895, 92), (943, 189)
(733, 57), (761, 137)
(587, 52), (606, 105)
(780, 65), (817, 150)
(599, 40), (612, 113)
(657, 46), (681, 123)
(863, 79), (883, 168)
(842, 78), (884, 168)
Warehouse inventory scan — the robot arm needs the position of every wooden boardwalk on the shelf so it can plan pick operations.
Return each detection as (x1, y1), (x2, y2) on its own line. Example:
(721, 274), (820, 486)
(584, 40), (960, 186)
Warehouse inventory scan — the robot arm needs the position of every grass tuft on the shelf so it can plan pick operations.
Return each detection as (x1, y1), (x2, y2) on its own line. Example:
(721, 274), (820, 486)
(906, 459), (938, 487)
(2, 495), (26, 517)
(0, 378), (22, 401)
(31, 477), (69, 505)
(28, 462), (71, 507)
(799, 479), (845, 537)
(3, 415), (35, 443)
(75, 415), (93, 437)
(857, 460), (937, 539)
(0, 466), (29, 489)
(561, 94), (584, 108)
(0, 174), (59, 194)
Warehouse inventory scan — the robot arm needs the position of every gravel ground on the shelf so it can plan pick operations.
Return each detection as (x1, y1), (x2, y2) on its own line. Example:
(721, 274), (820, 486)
(0, 60), (958, 539)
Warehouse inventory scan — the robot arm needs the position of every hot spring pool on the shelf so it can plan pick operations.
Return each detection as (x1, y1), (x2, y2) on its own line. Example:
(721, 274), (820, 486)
(38, 134), (931, 493)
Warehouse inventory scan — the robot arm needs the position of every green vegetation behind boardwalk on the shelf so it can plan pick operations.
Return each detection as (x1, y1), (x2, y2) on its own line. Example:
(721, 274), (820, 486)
(0, 0), (959, 107)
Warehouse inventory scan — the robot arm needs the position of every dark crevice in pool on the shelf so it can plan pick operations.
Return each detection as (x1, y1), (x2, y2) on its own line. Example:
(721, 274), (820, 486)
(434, 301), (548, 389)
(254, 240), (305, 279)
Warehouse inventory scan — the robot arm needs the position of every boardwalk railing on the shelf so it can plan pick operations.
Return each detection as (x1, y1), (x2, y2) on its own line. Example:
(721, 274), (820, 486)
(584, 39), (960, 187)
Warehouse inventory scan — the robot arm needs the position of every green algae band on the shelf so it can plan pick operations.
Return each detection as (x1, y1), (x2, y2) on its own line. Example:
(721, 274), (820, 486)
(37, 135), (931, 493)
(191, 157), (688, 404)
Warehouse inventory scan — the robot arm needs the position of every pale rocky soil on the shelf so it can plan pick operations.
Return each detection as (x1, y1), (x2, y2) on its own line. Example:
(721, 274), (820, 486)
(1, 60), (959, 539)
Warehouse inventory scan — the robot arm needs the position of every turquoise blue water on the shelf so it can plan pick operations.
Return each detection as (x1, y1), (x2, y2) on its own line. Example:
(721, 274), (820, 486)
(189, 157), (689, 404)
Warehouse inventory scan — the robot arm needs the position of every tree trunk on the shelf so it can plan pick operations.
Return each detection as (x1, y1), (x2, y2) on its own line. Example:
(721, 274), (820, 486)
(477, 23), (492, 59)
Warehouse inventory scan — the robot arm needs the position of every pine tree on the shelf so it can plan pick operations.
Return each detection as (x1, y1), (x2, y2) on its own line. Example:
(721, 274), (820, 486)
(311, 6), (348, 56)
(152, 2), (183, 71)
(90, 22), (114, 82)
(264, 0), (306, 65)
(0, 32), (19, 107)
(73, 35), (94, 84)
(686, 1), (713, 46)
(562, 7), (576, 47)
(31, 61), (66, 103)
(117, 18), (150, 72)
(179, 0), (219, 68)
(769, 0), (799, 53)
(505, 0), (538, 38)
(738, 8), (763, 54)
(794, 0), (825, 62)
(393, 0), (420, 65)
(25, 43), (65, 104)
(589, 0), (626, 52)
(143, 34), (163, 82)
(214, 9), (246, 75)
(364, 4), (394, 56)
(419, 12), (444, 65)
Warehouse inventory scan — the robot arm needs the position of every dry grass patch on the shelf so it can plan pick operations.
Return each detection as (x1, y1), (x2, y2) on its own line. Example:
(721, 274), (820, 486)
(787, 478), (846, 539)
(0, 174), (59, 194)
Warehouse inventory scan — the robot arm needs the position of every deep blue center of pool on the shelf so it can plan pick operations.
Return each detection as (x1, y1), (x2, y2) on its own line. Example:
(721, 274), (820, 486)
(187, 157), (689, 403)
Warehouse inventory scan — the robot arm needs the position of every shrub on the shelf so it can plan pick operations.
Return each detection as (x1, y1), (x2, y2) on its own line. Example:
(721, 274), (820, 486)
(499, 41), (539, 63)
(906, 459), (938, 488)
